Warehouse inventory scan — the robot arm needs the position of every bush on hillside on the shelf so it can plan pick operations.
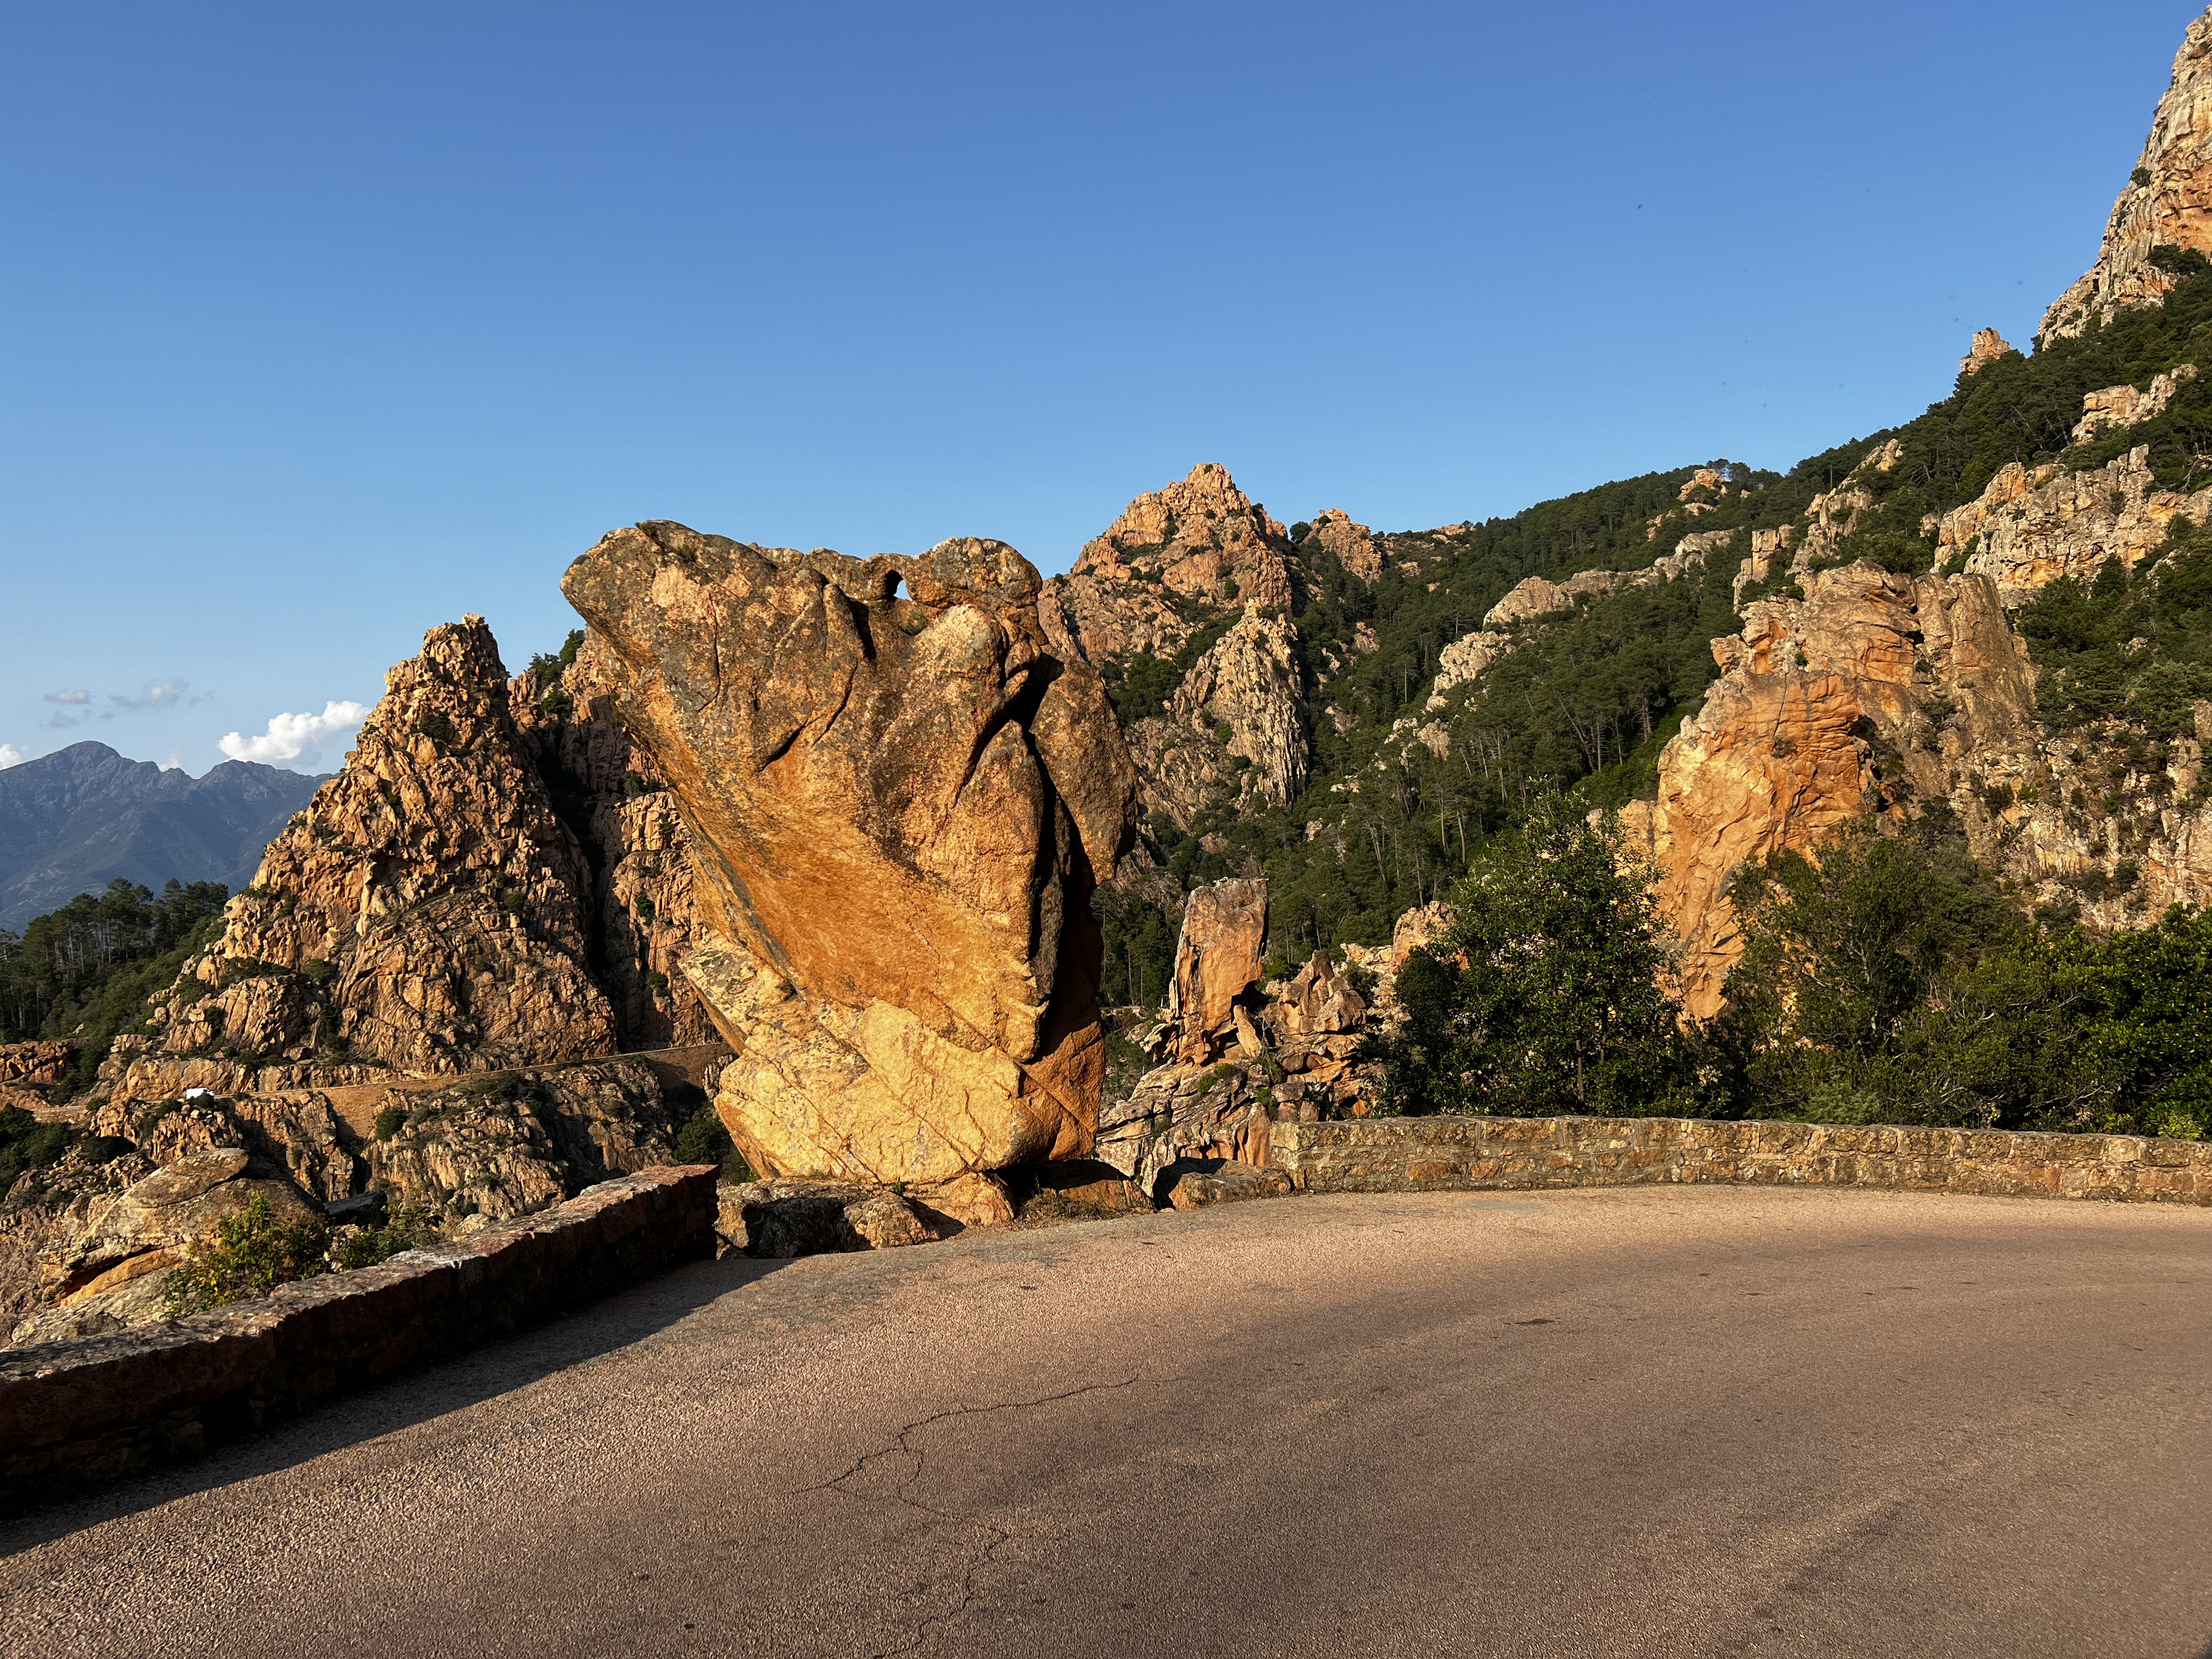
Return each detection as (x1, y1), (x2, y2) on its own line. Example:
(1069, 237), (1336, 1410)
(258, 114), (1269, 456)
(162, 1194), (332, 1316)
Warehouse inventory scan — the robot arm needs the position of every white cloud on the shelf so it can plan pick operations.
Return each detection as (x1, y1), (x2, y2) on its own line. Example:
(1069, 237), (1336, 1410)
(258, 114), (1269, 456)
(0, 744), (24, 769)
(43, 689), (89, 705)
(218, 700), (370, 766)
(112, 678), (189, 711)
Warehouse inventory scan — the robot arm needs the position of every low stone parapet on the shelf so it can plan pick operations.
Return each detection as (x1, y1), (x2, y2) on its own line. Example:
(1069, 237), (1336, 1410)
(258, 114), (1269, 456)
(0, 1165), (717, 1516)
(1269, 1116), (2212, 1204)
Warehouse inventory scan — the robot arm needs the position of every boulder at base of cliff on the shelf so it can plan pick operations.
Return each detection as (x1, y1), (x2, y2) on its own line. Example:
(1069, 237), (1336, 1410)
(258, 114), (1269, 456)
(1006, 1159), (1154, 1220)
(1161, 1159), (1293, 1211)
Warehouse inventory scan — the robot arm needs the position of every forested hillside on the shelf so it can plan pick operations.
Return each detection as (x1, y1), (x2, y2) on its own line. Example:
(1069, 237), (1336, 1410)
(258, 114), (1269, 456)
(1082, 248), (2212, 1143)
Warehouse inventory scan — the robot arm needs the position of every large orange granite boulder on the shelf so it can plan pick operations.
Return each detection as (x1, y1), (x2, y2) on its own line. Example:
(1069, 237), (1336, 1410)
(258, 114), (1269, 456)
(562, 522), (1138, 1184)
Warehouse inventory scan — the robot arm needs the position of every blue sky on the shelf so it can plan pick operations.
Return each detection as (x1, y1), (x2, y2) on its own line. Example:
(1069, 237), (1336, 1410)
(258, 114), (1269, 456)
(2, 1), (2201, 773)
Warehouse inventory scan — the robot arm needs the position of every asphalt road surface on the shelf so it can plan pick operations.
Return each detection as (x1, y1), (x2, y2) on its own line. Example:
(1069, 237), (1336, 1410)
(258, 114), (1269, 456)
(3, 1186), (2209, 1659)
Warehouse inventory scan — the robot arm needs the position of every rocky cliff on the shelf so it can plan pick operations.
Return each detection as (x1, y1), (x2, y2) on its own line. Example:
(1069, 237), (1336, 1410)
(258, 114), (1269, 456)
(1041, 463), (1297, 665)
(2042, 11), (2212, 342)
(562, 523), (1139, 1186)
(1, 617), (737, 1349)
(1124, 608), (1310, 828)
(102, 618), (617, 1105)
(1620, 565), (2038, 1017)
(511, 638), (721, 1051)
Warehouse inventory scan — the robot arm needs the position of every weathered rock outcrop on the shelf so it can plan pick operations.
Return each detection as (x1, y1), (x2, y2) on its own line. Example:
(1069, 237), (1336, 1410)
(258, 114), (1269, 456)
(1262, 950), (1366, 1086)
(1125, 608), (1310, 827)
(1041, 463), (1296, 665)
(0, 1045), (71, 1089)
(563, 523), (1139, 1186)
(1413, 541), (1717, 726)
(1155, 878), (1269, 1066)
(2042, 11), (2212, 342)
(106, 618), (617, 1104)
(1623, 564), (2038, 1017)
(357, 1061), (680, 1231)
(1960, 327), (2013, 377)
(2073, 364), (2199, 444)
(1303, 509), (1382, 584)
(1731, 526), (1798, 606)
(1425, 631), (1514, 707)
(0, 1044), (74, 1115)
(6, 1141), (319, 1347)
(1937, 447), (2212, 604)
(1483, 570), (1631, 629)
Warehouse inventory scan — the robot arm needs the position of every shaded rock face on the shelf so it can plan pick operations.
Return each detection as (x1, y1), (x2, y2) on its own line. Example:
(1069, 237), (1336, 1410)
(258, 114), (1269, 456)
(4, 1137), (319, 1347)
(562, 521), (1139, 1186)
(1095, 1060), (1282, 1191)
(2043, 11), (2212, 342)
(1040, 462), (1297, 665)
(511, 637), (721, 1051)
(1622, 565), (2037, 1018)
(5, 1060), (692, 1348)
(106, 618), (617, 1104)
(1125, 609), (1310, 828)
(1304, 510), (1381, 584)
(1163, 1158), (1290, 1210)
(359, 1061), (679, 1232)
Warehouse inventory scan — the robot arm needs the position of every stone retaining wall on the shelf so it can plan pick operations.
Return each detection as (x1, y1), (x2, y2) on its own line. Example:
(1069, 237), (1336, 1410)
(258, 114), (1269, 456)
(0, 1165), (717, 1516)
(1269, 1116), (2212, 1203)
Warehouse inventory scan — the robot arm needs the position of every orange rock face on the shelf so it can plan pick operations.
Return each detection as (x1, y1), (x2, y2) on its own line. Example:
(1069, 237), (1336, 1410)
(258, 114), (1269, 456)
(1160, 878), (1268, 1065)
(108, 618), (617, 1102)
(2042, 12), (2212, 341)
(1040, 462), (1295, 665)
(563, 523), (1139, 1185)
(1626, 565), (2036, 1019)
(1959, 327), (2013, 377)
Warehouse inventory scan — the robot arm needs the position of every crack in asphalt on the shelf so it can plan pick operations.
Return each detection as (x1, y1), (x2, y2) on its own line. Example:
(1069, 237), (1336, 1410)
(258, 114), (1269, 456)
(799, 1376), (1145, 1658)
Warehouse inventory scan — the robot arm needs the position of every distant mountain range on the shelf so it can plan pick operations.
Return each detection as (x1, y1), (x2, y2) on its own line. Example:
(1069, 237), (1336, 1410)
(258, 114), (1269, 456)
(0, 743), (328, 932)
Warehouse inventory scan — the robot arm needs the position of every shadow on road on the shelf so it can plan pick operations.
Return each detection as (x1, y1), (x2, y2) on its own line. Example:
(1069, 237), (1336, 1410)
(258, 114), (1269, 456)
(0, 1250), (784, 1556)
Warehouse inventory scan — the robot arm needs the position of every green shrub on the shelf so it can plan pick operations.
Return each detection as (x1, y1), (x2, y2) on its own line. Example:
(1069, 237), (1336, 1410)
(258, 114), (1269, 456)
(302, 957), (337, 987)
(373, 1106), (409, 1140)
(1370, 800), (1688, 1118)
(162, 1194), (331, 1315)
(0, 1107), (74, 1195)
(672, 1105), (727, 1165)
(671, 1104), (756, 1181)
(414, 707), (455, 744)
(333, 1200), (440, 1269)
